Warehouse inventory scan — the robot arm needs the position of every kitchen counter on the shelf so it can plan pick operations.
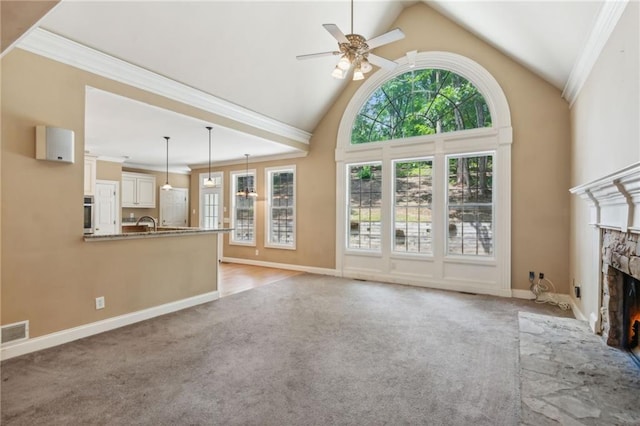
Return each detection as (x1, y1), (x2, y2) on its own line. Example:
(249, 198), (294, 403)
(84, 227), (233, 242)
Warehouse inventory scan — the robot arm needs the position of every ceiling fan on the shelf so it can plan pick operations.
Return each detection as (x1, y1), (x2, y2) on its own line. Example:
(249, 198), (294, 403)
(296, 0), (405, 81)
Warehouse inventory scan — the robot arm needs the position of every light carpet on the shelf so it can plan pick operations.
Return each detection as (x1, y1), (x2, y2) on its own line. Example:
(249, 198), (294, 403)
(2, 274), (571, 425)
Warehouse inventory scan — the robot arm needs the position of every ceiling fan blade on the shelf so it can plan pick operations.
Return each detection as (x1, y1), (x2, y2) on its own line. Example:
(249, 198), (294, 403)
(296, 51), (341, 60)
(323, 23), (349, 44)
(368, 54), (398, 70)
(366, 28), (405, 50)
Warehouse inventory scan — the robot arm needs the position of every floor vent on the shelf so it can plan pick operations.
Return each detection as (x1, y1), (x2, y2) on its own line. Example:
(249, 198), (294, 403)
(1, 321), (29, 344)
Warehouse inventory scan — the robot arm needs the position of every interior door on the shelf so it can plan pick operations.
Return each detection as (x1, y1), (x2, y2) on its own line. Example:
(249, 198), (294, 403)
(160, 188), (189, 227)
(94, 180), (119, 235)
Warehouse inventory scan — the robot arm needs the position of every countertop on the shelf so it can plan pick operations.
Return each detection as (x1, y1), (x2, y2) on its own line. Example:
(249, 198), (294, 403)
(84, 227), (233, 242)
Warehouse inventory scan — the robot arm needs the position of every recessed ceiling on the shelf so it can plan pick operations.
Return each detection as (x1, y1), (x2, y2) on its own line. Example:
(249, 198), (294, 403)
(85, 88), (305, 173)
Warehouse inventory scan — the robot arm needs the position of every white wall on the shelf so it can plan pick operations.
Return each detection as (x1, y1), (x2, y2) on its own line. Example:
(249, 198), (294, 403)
(570, 2), (639, 322)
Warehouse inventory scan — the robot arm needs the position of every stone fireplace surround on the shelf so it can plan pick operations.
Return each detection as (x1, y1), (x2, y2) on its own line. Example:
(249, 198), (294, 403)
(570, 162), (640, 348)
(600, 229), (639, 346)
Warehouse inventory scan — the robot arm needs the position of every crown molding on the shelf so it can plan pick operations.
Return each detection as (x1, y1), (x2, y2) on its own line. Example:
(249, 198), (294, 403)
(123, 163), (192, 175)
(16, 28), (312, 145)
(562, 0), (629, 106)
(188, 151), (309, 170)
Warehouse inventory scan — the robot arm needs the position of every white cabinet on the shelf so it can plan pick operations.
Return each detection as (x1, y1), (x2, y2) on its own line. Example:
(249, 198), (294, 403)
(121, 172), (156, 208)
(84, 155), (97, 195)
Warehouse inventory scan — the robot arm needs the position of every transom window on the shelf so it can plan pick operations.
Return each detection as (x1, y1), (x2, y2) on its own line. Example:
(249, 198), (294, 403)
(352, 69), (491, 144)
(266, 166), (296, 249)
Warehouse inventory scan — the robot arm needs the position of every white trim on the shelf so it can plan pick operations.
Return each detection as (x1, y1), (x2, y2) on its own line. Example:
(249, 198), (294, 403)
(569, 161), (640, 233)
(1, 291), (219, 361)
(221, 257), (341, 277)
(342, 269), (513, 298)
(336, 53), (512, 295)
(336, 51), (512, 146)
(562, 0), (629, 106)
(512, 289), (536, 300)
(230, 169), (257, 246)
(17, 28), (311, 145)
(189, 151), (308, 170)
(568, 296), (589, 322)
(124, 163), (192, 175)
(265, 165), (297, 250)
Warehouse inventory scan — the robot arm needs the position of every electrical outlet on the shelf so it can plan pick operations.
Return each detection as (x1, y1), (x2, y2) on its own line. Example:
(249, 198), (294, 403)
(255, 249), (259, 256)
(529, 271), (535, 281)
(95, 296), (105, 310)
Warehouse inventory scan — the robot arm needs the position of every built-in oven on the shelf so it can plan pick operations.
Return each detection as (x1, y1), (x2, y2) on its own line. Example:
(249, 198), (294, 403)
(84, 195), (94, 234)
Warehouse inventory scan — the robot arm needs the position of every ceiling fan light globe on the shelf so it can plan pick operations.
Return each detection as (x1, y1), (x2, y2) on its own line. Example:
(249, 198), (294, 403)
(337, 55), (351, 70)
(331, 66), (346, 79)
(353, 69), (365, 81)
(361, 59), (373, 73)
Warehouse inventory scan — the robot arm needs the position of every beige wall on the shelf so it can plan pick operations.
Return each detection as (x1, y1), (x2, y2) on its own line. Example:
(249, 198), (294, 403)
(1, 1), (578, 341)
(1, 1), (59, 53)
(193, 3), (571, 291)
(569, 3), (639, 320)
(96, 159), (122, 181)
(1, 49), (220, 338)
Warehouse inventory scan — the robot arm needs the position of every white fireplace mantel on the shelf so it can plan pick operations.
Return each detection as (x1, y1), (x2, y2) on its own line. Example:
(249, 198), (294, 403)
(570, 162), (640, 233)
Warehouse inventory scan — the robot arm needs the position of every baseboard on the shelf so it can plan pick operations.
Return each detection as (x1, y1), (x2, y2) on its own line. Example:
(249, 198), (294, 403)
(1, 291), (219, 361)
(512, 289), (536, 300)
(221, 257), (341, 277)
(567, 296), (589, 322)
(342, 269), (513, 298)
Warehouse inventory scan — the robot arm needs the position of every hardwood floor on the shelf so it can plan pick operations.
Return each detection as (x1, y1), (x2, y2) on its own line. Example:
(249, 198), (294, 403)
(218, 262), (304, 298)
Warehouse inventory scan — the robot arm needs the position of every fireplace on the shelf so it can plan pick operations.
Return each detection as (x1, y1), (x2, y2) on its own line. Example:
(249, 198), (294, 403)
(601, 229), (640, 365)
(570, 162), (640, 361)
(623, 273), (640, 364)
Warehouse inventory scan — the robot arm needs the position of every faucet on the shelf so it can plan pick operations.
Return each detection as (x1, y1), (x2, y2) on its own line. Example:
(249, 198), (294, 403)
(136, 215), (157, 232)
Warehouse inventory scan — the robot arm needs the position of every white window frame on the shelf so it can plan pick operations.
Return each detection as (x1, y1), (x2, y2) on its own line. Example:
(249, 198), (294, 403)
(335, 51), (512, 297)
(230, 169), (256, 246)
(391, 156), (434, 257)
(444, 151), (496, 259)
(345, 161), (383, 254)
(265, 165), (296, 250)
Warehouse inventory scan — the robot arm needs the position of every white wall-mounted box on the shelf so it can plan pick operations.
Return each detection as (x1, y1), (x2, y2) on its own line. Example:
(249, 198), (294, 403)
(36, 126), (74, 163)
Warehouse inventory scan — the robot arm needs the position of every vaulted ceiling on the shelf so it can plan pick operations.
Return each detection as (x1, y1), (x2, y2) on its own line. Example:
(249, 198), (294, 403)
(3, 1), (610, 170)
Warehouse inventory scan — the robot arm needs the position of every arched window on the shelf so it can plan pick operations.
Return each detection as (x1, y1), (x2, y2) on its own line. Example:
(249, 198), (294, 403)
(336, 52), (512, 297)
(352, 69), (491, 144)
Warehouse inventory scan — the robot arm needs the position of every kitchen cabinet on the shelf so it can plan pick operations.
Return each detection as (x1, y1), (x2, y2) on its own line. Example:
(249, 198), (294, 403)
(122, 172), (156, 208)
(84, 155), (97, 195)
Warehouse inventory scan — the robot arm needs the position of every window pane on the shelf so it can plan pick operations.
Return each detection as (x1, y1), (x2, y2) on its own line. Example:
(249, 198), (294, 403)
(232, 172), (255, 243)
(393, 159), (433, 254)
(202, 192), (219, 229)
(268, 169), (295, 247)
(447, 154), (493, 256)
(352, 69), (492, 144)
(348, 163), (382, 250)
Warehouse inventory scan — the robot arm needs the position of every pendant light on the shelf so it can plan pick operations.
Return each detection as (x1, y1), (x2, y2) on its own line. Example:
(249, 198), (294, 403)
(236, 154), (258, 198)
(204, 126), (216, 188)
(161, 136), (172, 191)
